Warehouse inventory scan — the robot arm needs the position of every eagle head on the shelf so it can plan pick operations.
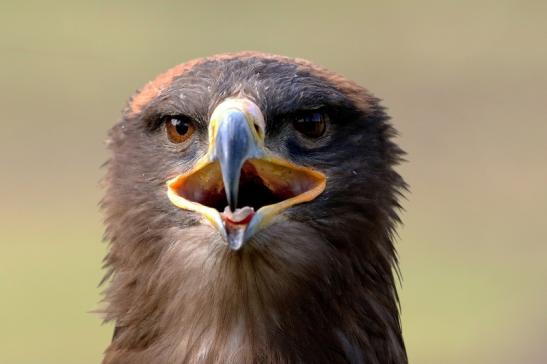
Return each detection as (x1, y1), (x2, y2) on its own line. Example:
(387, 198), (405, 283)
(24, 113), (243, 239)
(101, 52), (407, 364)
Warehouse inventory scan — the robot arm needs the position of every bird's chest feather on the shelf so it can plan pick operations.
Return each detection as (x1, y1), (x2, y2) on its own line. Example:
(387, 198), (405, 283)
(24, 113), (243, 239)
(104, 225), (358, 363)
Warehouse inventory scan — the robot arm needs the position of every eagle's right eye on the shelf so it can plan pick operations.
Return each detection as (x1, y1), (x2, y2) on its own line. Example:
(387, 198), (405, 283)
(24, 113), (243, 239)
(164, 116), (195, 143)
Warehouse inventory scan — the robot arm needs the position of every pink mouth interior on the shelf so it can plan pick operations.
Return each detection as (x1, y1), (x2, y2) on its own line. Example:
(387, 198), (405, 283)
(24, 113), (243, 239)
(170, 160), (319, 214)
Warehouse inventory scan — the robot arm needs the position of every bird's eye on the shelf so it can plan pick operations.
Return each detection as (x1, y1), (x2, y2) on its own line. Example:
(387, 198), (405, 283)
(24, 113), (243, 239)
(165, 116), (195, 143)
(292, 111), (327, 138)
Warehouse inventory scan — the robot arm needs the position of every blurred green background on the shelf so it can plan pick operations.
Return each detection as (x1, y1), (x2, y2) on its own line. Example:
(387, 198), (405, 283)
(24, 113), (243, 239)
(1, 0), (546, 363)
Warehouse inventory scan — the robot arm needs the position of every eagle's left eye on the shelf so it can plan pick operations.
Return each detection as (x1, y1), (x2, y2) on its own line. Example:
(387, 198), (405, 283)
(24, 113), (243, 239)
(165, 116), (195, 143)
(293, 111), (327, 138)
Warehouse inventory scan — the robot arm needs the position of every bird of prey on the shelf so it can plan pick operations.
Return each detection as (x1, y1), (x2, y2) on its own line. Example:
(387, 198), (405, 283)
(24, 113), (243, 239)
(100, 52), (407, 364)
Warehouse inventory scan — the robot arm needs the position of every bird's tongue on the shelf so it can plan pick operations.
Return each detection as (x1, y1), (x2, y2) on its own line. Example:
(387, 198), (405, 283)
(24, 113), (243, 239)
(221, 206), (254, 225)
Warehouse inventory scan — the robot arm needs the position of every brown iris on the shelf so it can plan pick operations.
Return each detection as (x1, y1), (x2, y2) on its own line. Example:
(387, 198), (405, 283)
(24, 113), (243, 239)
(293, 111), (327, 138)
(165, 116), (195, 143)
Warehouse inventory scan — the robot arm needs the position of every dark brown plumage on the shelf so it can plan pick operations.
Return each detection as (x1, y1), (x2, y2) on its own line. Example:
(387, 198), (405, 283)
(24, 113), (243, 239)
(100, 52), (407, 364)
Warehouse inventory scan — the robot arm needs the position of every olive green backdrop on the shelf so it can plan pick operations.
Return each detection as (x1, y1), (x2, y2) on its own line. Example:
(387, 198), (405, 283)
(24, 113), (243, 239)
(1, 0), (546, 363)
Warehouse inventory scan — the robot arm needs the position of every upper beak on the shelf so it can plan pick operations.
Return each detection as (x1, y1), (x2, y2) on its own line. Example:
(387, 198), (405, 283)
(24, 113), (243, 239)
(166, 98), (326, 250)
(212, 101), (264, 212)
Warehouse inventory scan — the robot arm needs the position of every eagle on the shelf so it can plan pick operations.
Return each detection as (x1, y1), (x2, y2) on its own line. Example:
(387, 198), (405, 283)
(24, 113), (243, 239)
(100, 52), (407, 364)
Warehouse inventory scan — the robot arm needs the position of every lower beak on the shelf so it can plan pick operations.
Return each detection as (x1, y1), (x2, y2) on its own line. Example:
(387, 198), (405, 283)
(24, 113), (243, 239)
(166, 98), (326, 250)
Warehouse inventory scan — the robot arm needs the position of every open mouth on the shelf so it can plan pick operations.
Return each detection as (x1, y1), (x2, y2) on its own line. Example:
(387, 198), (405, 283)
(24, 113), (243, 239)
(166, 157), (326, 247)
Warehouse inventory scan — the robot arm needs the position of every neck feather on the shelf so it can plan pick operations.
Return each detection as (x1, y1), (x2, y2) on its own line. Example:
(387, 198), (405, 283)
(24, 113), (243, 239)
(102, 222), (406, 364)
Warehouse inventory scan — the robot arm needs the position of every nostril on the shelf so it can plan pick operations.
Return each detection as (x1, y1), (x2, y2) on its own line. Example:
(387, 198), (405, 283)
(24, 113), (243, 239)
(253, 122), (261, 135)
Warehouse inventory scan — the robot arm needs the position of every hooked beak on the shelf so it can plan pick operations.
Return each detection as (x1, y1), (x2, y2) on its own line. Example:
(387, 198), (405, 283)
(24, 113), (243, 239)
(166, 98), (326, 250)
